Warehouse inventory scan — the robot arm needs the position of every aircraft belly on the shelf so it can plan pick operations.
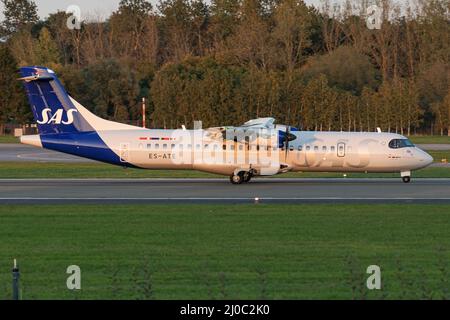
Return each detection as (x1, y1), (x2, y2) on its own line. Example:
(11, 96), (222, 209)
(291, 151), (416, 172)
(193, 164), (235, 175)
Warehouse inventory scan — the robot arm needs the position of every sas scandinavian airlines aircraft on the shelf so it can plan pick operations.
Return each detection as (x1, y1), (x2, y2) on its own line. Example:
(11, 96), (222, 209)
(19, 66), (433, 184)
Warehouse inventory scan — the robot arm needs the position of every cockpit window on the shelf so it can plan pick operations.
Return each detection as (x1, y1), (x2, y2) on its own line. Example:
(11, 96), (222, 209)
(388, 139), (415, 149)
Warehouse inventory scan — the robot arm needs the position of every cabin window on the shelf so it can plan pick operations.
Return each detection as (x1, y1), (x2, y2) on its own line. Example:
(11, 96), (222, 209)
(214, 145), (219, 150)
(179, 144), (183, 150)
(171, 144), (176, 149)
(331, 146), (335, 152)
(322, 146), (327, 152)
(147, 144), (152, 149)
(231, 145), (235, 151)
(298, 145), (302, 151)
(289, 146), (294, 151)
(306, 146), (311, 151)
(239, 145), (244, 151)
(196, 144), (201, 150)
(314, 146), (319, 151)
(163, 144), (167, 149)
(273, 146), (278, 151)
(155, 144), (159, 150)
(223, 145), (227, 150)
(187, 144), (192, 149)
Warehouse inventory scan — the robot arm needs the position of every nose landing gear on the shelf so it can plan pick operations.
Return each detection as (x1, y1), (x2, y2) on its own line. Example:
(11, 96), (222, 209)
(401, 171), (411, 183)
(402, 176), (411, 183)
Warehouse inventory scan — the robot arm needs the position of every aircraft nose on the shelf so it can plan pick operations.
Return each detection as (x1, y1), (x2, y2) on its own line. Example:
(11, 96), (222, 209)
(424, 152), (433, 166)
(414, 148), (433, 168)
(418, 150), (433, 167)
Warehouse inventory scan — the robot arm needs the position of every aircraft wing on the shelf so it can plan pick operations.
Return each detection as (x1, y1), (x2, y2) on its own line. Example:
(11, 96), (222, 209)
(204, 118), (277, 142)
(240, 117), (275, 129)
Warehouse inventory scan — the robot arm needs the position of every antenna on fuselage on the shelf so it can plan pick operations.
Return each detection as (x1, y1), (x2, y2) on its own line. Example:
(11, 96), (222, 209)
(377, 127), (382, 133)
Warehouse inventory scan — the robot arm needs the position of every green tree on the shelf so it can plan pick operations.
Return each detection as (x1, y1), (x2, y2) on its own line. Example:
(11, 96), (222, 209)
(151, 57), (249, 128)
(82, 60), (140, 122)
(360, 86), (378, 131)
(190, 0), (210, 56)
(109, 0), (156, 63)
(433, 90), (450, 136)
(158, 0), (195, 62)
(0, 45), (29, 128)
(302, 46), (380, 95)
(272, 0), (314, 77)
(35, 27), (61, 67)
(45, 12), (75, 65)
(1, 0), (38, 35)
(209, 0), (240, 45)
(6, 29), (37, 65)
(226, 0), (272, 69)
(300, 75), (338, 131)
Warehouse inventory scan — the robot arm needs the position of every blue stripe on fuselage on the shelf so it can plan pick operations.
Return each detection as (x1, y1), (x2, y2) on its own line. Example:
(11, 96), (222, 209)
(40, 132), (135, 167)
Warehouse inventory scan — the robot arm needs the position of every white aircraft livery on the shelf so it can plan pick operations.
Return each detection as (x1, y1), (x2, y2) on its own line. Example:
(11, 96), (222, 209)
(19, 66), (433, 184)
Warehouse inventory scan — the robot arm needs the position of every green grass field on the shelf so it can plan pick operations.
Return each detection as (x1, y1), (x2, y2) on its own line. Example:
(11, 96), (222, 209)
(0, 161), (448, 179)
(429, 150), (450, 162)
(408, 135), (450, 144)
(0, 136), (19, 143)
(0, 204), (448, 300)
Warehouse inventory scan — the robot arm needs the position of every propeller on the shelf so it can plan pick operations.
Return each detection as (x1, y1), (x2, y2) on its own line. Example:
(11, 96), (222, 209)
(284, 107), (291, 161)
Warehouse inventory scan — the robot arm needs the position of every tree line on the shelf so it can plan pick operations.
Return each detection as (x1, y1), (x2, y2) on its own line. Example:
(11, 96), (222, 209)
(0, 0), (449, 134)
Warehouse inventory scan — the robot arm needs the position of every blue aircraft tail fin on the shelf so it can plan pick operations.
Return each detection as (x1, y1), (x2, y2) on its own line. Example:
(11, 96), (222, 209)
(19, 66), (94, 135)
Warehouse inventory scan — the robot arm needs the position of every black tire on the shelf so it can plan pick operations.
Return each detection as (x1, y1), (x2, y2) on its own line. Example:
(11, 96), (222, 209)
(230, 172), (244, 184)
(402, 176), (411, 183)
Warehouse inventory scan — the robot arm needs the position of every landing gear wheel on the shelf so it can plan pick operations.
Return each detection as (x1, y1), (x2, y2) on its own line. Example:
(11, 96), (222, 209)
(402, 176), (411, 183)
(230, 172), (245, 184)
(243, 172), (252, 183)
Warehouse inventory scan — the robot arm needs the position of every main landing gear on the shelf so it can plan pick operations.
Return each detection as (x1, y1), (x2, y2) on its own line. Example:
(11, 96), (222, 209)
(230, 171), (254, 184)
(401, 171), (411, 183)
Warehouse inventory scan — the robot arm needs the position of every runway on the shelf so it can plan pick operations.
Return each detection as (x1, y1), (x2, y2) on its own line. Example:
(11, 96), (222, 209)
(0, 144), (94, 162)
(1, 178), (450, 204)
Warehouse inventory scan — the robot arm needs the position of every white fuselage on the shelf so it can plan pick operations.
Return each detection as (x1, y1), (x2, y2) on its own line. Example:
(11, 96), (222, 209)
(83, 129), (433, 176)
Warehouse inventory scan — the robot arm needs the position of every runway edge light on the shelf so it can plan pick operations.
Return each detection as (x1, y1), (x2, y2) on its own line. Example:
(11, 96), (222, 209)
(12, 259), (20, 300)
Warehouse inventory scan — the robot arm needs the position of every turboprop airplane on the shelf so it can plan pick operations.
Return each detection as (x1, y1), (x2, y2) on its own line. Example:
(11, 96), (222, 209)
(19, 66), (433, 184)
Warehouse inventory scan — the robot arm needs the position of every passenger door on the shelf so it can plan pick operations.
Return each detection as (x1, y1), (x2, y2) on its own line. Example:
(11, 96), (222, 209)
(337, 142), (346, 157)
(119, 143), (130, 162)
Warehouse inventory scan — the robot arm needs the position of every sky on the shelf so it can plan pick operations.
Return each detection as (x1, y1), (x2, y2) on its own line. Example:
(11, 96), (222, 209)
(0, 0), (331, 21)
(0, 0), (409, 22)
(0, 0), (122, 21)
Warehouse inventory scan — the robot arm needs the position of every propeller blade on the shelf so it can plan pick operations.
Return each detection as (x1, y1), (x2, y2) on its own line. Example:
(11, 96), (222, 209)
(285, 107), (291, 161)
(285, 125), (290, 160)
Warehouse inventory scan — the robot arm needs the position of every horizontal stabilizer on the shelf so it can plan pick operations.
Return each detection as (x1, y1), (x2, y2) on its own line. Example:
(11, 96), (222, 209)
(17, 74), (54, 82)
